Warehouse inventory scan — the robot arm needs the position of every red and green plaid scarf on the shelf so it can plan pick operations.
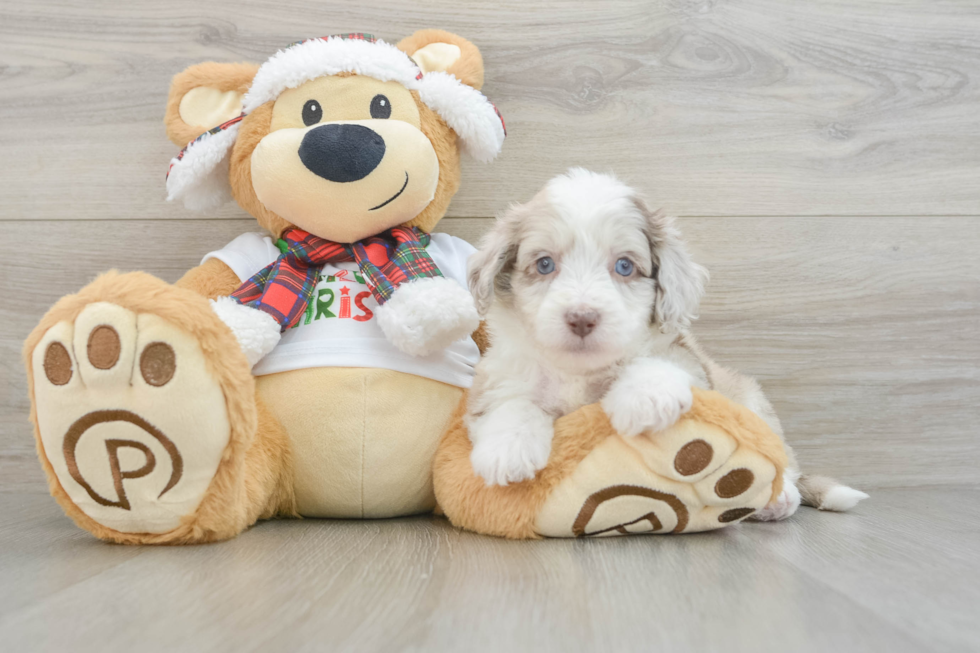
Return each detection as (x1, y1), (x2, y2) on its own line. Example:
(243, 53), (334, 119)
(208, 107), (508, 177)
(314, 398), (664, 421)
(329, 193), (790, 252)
(231, 226), (441, 331)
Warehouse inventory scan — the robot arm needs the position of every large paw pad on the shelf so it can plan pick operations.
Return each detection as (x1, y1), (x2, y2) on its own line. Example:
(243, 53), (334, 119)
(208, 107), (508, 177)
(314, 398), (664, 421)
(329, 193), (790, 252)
(535, 416), (779, 537)
(31, 302), (230, 535)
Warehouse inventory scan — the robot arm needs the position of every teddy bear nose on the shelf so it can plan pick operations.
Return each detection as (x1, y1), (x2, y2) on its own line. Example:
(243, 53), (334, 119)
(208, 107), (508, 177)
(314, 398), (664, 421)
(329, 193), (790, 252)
(298, 124), (386, 183)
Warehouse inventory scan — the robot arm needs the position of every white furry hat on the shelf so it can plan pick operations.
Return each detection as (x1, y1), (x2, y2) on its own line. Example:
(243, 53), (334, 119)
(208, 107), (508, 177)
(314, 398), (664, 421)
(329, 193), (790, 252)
(167, 33), (506, 211)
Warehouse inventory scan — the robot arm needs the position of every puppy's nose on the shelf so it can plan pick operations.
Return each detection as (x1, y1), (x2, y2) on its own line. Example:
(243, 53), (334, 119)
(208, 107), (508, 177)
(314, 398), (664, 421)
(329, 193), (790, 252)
(299, 124), (385, 183)
(565, 309), (600, 337)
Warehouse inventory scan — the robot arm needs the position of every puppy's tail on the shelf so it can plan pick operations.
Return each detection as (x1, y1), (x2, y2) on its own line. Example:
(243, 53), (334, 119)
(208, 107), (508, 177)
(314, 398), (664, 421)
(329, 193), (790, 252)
(797, 474), (869, 512)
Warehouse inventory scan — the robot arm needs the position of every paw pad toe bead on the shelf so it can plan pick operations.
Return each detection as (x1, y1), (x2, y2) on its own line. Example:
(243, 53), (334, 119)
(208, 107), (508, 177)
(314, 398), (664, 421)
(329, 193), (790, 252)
(673, 438), (713, 476)
(140, 342), (176, 387)
(43, 342), (73, 385)
(718, 508), (756, 523)
(714, 468), (755, 498)
(87, 325), (121, 370)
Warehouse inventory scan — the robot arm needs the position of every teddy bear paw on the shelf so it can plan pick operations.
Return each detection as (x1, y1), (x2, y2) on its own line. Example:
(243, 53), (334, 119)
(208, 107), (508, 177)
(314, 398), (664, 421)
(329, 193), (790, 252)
(376, 277), (480, 357)
(29, 301), (232, 536)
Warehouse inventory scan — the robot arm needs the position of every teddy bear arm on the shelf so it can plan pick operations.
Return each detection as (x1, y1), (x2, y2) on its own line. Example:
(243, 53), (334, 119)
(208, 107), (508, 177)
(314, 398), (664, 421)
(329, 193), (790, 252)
(174, 257), (242, 300)
(174, 258), (281, 366)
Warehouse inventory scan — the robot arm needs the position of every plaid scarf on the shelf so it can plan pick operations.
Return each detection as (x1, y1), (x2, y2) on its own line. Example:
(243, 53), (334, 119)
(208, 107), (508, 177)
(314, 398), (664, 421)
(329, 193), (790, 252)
(231, 226), (441, 331)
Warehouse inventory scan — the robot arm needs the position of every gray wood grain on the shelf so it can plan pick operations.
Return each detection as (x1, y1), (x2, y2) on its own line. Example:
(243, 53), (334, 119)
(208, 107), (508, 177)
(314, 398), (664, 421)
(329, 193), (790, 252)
(2, 216), (977, 494)
(1, 0), (979, 220)
(0, 489), (976, 652)
(2, 3), (979, 651)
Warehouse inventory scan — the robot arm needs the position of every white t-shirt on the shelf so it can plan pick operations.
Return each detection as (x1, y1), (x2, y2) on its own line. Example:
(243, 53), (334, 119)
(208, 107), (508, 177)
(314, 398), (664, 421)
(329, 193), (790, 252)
(202, 232), (479, 388)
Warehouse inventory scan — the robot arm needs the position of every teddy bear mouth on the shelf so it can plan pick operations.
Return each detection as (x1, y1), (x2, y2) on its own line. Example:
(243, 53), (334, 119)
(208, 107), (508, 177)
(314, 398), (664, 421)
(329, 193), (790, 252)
(369, 171), (410, 211)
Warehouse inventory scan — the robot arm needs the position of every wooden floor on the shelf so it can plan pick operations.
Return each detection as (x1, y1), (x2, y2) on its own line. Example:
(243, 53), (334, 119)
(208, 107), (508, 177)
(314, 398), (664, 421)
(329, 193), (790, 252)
(1, 1), (979, 651)
(0, 489), (977, 652)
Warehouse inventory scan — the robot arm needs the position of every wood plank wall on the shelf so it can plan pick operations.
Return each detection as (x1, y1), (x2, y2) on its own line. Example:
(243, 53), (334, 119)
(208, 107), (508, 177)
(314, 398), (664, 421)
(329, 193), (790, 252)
(1, 1), (978, 493)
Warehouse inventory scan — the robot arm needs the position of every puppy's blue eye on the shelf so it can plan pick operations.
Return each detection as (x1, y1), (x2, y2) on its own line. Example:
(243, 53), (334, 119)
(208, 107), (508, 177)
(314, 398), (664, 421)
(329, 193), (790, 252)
(615, 257), (634, 276)
(536, 257), (556, 275)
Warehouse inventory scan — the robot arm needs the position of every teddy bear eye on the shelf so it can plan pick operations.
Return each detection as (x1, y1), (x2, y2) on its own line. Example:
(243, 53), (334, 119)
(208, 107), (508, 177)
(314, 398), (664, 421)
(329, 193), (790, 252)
(370, 94), (391, 119)
(302, 100), (322, 126)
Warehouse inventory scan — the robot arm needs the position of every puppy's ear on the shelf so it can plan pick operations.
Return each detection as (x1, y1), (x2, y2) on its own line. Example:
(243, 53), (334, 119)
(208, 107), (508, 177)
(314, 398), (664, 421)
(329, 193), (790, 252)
(165, 62), (258, 146)
(636, 199), (709, 331)
(467, 208), (520, 317)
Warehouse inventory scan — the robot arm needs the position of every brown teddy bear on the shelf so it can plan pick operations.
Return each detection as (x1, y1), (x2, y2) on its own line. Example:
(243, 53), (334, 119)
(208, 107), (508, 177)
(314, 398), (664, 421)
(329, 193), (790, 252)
(25, 30), (507, 543)
(24, 30), (788, 544)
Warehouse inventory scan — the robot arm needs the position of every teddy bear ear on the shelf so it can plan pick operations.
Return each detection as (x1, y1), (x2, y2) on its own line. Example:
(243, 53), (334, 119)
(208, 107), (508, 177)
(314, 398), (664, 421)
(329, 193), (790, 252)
(397, 29), (485, 90)
(399, 31), (504, 163)
(164, 62), (258, 146)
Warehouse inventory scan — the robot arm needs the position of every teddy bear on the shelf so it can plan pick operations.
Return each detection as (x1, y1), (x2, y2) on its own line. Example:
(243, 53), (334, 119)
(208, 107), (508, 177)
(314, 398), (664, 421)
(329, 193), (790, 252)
(24, 30), (788, 544)
(25, 30), (506, 543)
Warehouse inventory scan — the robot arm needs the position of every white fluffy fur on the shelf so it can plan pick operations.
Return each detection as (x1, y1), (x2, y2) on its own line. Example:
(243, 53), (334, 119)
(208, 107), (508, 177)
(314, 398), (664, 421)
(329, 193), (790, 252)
(818, 485), (870, 511)
(469, 399), (554, 486)
(166, 121), (240, 211)
(466, 169), (709, 486)
(376, 276), (480, 357)
(210, 296), (281, 367)
(752, 471), (803, 521)
(602, 358), (694, 437)
(648, 213), (707, 330)
(243, 37), (423, 113)
(418, 71), (505, 163)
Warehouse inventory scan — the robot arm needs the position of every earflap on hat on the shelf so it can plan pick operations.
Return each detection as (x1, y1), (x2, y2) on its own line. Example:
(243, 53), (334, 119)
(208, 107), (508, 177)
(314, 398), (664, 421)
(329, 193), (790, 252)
(166, 115), (242, 211)
(397, 29), (506, 163)
(418, 72), (505, 163)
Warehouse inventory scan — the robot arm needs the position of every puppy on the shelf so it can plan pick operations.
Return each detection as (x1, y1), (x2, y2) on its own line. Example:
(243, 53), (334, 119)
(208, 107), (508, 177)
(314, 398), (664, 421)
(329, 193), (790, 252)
(465, 168), (868, 520)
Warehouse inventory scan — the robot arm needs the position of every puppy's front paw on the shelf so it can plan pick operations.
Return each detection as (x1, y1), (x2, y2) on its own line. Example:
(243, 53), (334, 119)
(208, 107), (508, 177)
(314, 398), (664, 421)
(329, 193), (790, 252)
(750, 473), (802, 521)
(602, 359), (693, 437)
(469, 407), (554, 486)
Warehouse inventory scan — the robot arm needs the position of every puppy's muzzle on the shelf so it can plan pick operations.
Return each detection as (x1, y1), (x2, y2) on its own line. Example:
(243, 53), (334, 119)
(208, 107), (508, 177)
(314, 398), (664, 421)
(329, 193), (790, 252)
(565, 309), (600, 337)
(299, 124), (385, 183)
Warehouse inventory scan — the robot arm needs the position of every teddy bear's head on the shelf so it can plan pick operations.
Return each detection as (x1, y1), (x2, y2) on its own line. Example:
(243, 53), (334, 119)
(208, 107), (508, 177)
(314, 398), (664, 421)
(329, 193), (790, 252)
(164, 30), (504, 243)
